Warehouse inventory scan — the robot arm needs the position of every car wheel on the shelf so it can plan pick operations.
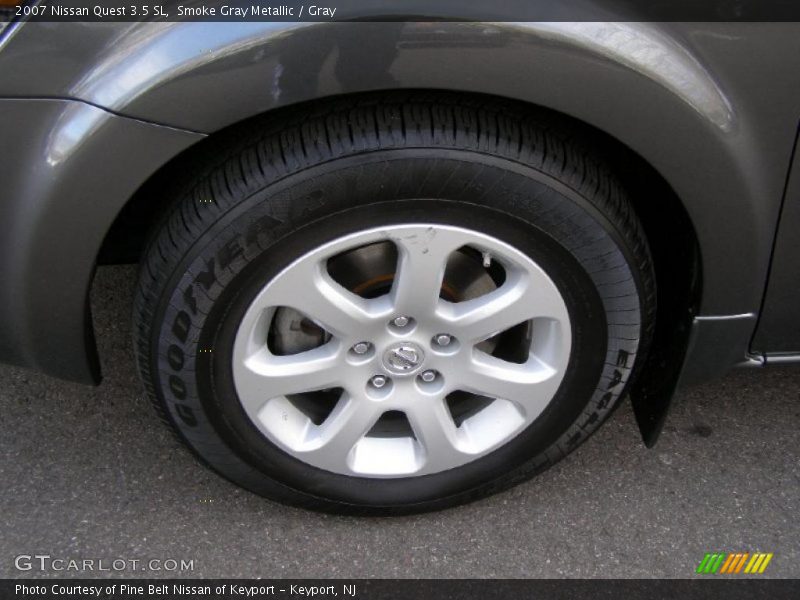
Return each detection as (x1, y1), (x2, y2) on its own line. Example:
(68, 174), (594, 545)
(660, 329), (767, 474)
(133, 95), (655, 514)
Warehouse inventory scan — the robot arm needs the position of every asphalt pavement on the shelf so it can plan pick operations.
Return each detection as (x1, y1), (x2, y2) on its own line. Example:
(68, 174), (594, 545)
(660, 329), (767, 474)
(1, 265), (798, 578)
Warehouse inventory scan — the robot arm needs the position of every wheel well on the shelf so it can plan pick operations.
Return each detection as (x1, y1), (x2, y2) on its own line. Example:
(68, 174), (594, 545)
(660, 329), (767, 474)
(97, 91), (702, 425)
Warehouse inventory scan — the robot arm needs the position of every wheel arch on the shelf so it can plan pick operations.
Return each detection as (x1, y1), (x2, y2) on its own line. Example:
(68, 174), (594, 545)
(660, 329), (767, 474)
(77, 21), (776, 318)
(98, 89), (701, 445)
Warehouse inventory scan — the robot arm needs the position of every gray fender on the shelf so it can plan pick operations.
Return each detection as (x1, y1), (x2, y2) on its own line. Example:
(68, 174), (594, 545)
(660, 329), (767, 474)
(0, 99), (203, 382)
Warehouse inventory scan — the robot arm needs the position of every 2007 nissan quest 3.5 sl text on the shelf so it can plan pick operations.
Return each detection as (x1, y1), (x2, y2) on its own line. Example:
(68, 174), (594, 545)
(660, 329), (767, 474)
(1, 4), (800, 514)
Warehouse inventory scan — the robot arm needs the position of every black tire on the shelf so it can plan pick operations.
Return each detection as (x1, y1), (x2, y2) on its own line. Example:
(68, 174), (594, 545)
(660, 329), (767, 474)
(133, 93), (655, 515)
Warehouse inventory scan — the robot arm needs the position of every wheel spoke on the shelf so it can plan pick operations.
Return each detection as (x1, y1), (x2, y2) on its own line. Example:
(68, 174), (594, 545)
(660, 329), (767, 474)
(301, 393), (383, 472)
(266, 260), (375, 337)
(442, 270), (566, 343)
(390, 228), (464, 316)
(237, 343), (343, 412)
(405, 399), (468, 471)
(462, 352), (561, 418)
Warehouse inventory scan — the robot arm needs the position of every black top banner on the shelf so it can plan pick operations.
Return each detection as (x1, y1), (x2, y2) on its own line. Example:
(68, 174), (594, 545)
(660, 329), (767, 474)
(5, 0), (800, 23)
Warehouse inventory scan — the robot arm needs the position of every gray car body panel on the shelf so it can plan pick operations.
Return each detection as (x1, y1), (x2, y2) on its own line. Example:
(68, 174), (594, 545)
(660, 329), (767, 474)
(0, 20), (798, 408)
(752, 137), (800, 358)
(0, 98), (203, 381)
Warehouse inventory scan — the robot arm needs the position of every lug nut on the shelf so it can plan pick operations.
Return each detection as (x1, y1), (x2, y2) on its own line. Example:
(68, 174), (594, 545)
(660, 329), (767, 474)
(420, 370), (437, 383)
(393, 316), (410, 328)
(352, 342), (371, 355)
(371, 375), (388, 388)
(435, 334), (452, 346)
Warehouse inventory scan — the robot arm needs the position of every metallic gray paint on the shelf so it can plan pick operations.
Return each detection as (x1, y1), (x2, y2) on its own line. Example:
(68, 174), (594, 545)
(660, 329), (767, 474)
(752, 131), (800, 355)
(680, 314), (760, 386)
(0, 20), (798, 395)
(0, 99), (203, 382)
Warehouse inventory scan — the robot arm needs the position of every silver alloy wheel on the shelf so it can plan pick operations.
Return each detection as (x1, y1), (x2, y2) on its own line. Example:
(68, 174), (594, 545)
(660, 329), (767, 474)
(232, 224), (572, 477)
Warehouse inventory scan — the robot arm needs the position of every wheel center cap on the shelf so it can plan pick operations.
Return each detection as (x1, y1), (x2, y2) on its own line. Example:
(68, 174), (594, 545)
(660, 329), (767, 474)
(382, 342), (425, 375)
